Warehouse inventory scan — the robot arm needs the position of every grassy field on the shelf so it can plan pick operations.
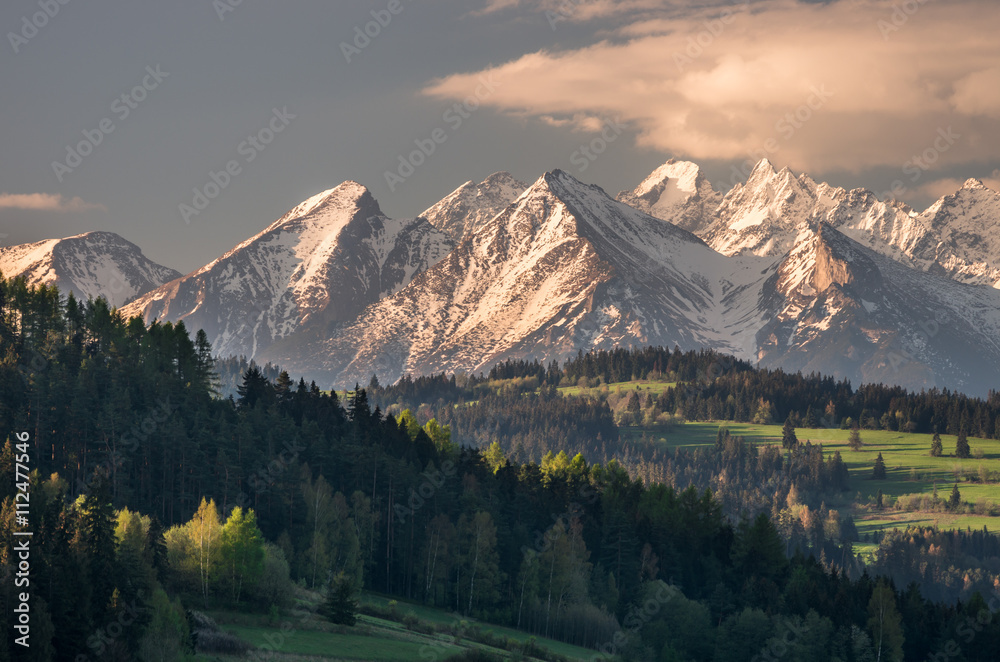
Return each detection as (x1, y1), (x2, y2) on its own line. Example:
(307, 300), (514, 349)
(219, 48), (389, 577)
(623, 420), (1000, 537)
(206, 592), (596, 662)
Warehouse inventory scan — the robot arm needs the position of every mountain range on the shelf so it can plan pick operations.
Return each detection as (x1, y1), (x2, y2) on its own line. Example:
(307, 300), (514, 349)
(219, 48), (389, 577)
(5, 161), (1000, 395)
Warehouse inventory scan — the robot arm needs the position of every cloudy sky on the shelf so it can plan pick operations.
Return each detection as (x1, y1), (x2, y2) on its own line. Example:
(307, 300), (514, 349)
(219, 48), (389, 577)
(2, 0), (999, 273)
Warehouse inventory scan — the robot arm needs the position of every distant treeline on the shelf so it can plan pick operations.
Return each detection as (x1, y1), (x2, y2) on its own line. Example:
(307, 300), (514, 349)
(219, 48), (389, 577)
(374, 347), (1000, 440)
(215, 355), (283, 399)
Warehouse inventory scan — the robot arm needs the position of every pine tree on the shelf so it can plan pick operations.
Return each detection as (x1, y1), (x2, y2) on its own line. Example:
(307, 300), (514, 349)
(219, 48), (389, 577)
(193, 328), (219, 395)
(782, 417), (798, 450)
(873, 453), (887, 479)
(322, 573), (358, 626)
(930, 433), (943, 457)
(955, 429), (971, 459)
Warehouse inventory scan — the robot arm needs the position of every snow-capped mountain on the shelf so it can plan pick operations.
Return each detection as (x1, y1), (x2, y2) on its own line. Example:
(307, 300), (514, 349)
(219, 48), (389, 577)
(121, 182), (452, 359)
(757, 222), (1000, 395)
(0, 231), (180, 308)
(261, 170), (774, 385)
(256, 170), (1000, 395)
(902, 179), (1000, 287)
(699, 159), (846, 256)
(419, 171), (527, 241)
(29, 160), (989, 396)
(615, 159), (722, 234)
(624, 159), (1000, 290)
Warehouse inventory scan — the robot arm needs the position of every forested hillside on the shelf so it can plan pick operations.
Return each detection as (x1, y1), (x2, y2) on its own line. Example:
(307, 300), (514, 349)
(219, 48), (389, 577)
(3, 275), (1000, 661)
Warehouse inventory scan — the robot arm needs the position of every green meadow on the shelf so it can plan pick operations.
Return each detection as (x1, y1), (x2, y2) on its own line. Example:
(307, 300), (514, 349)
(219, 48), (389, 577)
(623, 420), (1000, 536)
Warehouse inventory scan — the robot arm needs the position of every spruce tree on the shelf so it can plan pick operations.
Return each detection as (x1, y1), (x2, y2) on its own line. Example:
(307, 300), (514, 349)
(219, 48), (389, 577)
(348, 385), (370, 423)
(955, 429), (971, 459)
(930, 433), (943, 457)
(873, 453), (887, 479)
(322, 573), (359, 626)
(782, 417), (798, 450)
(237, 365), (272, 409)
(274, 370), (294, 402)
(949, 483), (962, 510)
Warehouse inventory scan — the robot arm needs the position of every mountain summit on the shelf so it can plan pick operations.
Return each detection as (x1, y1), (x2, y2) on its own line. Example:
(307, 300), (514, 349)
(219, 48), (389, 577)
(420, 171), (528, 241)
(0, 231), (179, 308)
(616, 159), (721, 234)
(121, 182), (452, 358)
(624, 159), (1000, 290)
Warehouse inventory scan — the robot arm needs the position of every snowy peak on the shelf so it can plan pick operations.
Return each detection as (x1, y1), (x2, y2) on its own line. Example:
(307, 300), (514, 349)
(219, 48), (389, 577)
(633, 160), (703, 198)
(701, 159), (843, 257)
(905, 179), (1000, 286)
(615, 159), (721, 234)
(122, 184), (452, 359)
(262, 181), (381, 240)
(420, 171), (527, 241)
(0, 231), (180, 307)
(745, 158), (779, 186)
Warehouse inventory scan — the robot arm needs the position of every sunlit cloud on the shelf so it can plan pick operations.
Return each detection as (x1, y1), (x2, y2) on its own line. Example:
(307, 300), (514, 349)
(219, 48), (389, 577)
(431, 0), (1000, 177)
(0, 193), (107, 213)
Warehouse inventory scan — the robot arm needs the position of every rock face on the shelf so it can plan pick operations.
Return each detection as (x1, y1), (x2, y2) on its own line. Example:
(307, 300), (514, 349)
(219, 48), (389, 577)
(755, 223), (1000, 395)
(420, 172), (528, 242)
(121, 182), (452, 359)
(0, 231), (180, 308)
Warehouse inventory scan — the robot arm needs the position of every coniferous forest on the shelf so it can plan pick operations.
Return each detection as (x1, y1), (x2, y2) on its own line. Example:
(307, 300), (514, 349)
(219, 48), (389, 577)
(4, 276), (1000, 661)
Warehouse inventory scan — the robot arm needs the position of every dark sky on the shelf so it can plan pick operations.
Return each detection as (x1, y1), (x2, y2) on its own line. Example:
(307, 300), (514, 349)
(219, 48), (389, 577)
(2, 0), (998, 273)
